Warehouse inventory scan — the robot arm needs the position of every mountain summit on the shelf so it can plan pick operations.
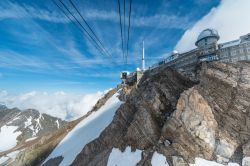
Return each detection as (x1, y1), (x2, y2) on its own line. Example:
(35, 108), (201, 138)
(0, 106), (66, 165)
(2, 61), (250, 166)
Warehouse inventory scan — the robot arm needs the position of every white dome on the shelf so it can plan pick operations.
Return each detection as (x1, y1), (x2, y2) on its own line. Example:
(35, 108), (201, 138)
(136, 67), (141, 71)
(195, 29), (220, 46)
(172, 50), (178, 55)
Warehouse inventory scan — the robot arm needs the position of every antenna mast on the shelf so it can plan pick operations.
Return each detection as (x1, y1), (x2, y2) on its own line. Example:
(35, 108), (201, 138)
(142, 41), (145, 71)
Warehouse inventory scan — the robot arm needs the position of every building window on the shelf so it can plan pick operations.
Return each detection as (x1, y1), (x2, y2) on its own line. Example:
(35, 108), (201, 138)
(231, 50), (237, 56)
(248, 48), (250, 53)
(240, 49), (244, 54)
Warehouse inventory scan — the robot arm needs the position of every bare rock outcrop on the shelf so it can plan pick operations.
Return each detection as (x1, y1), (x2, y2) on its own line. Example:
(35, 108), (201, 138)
(162, 87), (218, 163)
(162, 62), (250, 165)
(199, 62), (250, 164)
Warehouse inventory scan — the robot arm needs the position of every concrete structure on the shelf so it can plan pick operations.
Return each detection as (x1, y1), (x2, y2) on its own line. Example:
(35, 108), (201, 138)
(125, 70), (143, 86)
(120, 71), (129, 84)
(219, 33), (250, 63)
(122, 41), (145, 85)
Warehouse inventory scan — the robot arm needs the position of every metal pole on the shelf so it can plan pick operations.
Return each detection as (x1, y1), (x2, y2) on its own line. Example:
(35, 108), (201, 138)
(142, 41), (145, 71)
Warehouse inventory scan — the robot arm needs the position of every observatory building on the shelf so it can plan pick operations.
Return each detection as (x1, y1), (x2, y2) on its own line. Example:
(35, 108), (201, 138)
(122, 29), (250, 84)
(150, 28), (250, 73)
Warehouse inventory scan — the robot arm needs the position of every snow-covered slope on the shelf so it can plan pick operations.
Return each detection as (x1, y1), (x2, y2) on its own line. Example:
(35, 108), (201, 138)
(0, 125), (21, 152)
(107, 146), (142, 166)
(43, 92), (123, 166)
(151, 152), (169, 166)
(0, 150), (20, 165)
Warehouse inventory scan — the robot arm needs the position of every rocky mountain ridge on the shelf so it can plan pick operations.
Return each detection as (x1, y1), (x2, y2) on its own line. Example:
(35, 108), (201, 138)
(70, 61), (250, 166)
(0, 106), (66, 143)
(0, 106), (66, 166)
(2, 61), (250, 166)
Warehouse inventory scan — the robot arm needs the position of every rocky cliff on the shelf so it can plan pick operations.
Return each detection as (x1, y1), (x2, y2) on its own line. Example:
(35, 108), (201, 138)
(10, 61), (250, 166)
(69, 61), (250, 166)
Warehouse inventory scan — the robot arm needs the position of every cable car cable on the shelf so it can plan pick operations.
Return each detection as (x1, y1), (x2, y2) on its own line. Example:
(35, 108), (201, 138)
(57, 0), (109, 57)
(126, 0), (132, 65)
(68, 0), (112, 57)
(117, 0), (125, 63)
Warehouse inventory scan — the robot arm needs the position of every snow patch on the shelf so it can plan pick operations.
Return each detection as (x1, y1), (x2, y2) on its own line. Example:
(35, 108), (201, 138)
(56, 120), (60, 129)
(44, 92), (123, 166)
(0, 150), (20, 164)
(107, 146), (142, 166)
(36, 113), (42, 128)
(0, 125), (21, 152)
(25, 137), (37, 142)
(0, 156), (9, 165)
(24, 116), (42, 136)
(151, 152), (169, 166)
(12, 116), (20, 121)
(189, 158), (240, 166)
(242, 157), (250, 166)
(24, 116), (32, 128)
(34, 113), (43, 134)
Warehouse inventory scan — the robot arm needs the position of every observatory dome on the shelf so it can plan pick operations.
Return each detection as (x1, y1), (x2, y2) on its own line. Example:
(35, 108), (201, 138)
(172, 50), (179, 55)
(195, 29), (220, 47)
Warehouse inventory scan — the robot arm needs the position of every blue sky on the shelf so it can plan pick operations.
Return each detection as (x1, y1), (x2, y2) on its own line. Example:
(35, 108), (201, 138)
(0, 0), (220, 93)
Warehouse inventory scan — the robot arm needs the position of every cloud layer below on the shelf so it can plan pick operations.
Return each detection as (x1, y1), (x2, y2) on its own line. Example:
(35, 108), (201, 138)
(175, 0), (250, 52)
(0, 90), (107, 121)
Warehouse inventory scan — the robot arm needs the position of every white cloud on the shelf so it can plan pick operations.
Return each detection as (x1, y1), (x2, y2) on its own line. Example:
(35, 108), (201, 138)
(0, 90), (107, 121)
(133, 14), (191, 29)
(0, 50), (50, 70)
(0, 1), (191, 30)
(0, 1), (68, 23)
(175, 0), (250, 52)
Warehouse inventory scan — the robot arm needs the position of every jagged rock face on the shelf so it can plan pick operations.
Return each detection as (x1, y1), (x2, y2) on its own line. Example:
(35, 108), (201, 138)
(71, 66), (195, 166)
(38, 61), (250, 166)
(162, 62), (250, 165)
(71, 62), (250, 166)
(0, 106), (20, 127)
(200, 62), (250, 161)
(163, 87), (218, 162)
(123, 67), (195, 149)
